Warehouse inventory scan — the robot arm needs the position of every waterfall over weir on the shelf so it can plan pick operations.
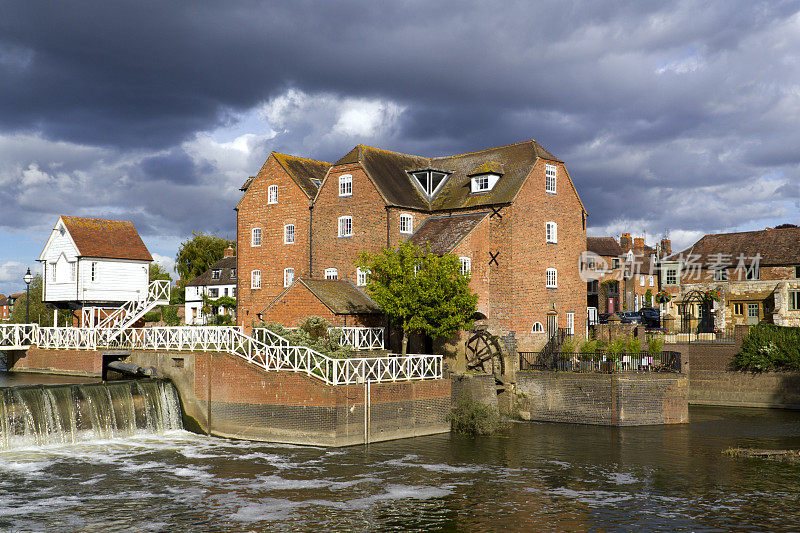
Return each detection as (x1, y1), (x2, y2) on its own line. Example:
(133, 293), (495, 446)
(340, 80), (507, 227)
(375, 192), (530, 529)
(0, 379), (183, 449)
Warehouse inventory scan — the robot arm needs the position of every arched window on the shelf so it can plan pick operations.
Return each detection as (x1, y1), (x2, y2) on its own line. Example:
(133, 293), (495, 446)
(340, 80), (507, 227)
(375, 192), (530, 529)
(283, 268), (294, 287)
(531, 322), (544, 333)
(546, 268), (557, 288)
(339, 174), (352, 197)
(546, 221), (557, 243)
(267, 185), (278, 204)
(399, 213), (413, 234)
(284, 224), (295, 244)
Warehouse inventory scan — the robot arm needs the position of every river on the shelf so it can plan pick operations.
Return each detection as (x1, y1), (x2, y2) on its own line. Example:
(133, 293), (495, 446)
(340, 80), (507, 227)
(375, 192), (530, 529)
(0, 402), (799, 531)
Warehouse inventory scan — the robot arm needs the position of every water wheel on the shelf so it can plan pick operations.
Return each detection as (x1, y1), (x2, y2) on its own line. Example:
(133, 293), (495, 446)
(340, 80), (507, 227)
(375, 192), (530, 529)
(465, 329), (504, 375)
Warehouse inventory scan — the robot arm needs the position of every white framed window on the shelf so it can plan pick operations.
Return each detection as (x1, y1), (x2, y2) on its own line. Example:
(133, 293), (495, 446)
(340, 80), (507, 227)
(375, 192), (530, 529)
(399, 214), (413, 234)
(649, 275), (654, 287)
(338, 216), (353, 237)
(546, 268), (557, 288)
(545, 164), (557, 194)
(325, 268), (338, 280)
(459, 256), (472, 276)
(338, 174), (352, 197)
(251, 227), (262, 247)
(545, 221), (557, 243)
(566, 312), (575, 335)
(284, 224), (295, 244)
(267, 185), (278, 204)
(283, 267), (294, 287)
(357, 267), (370, 286)
(231, 268), (237, 279)
(665, 267), (678, 285)
(640, 276), (645, 287)
(531, 322), (544, 333)
(91, 262), (97, 282)
(470, 174), (499, 193)
(409, 170), (448, 199)
(251, 269), (261, 289)
(71, 262), (76, 282)
(209, 288), (219, 298)
(211, 269), (221, 280)
(789, 290), (800, 311)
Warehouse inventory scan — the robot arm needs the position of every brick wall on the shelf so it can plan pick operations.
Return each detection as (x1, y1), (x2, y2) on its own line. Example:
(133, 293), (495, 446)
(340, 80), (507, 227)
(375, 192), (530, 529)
(516, 371), (688, 425)
(450, 215), (490, 316)
(7, 347), (102, 375)
(237, 155), (312, 329)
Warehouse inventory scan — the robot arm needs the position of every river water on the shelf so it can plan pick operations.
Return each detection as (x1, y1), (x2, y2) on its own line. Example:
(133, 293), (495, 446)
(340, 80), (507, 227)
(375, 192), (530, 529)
(0, 405), (799, 532)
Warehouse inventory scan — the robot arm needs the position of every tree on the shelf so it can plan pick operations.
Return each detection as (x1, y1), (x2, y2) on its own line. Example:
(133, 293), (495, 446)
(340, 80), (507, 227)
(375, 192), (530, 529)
(149, 263), (172, 283)
(174, 232), (234, 282)
(9, 275), (72, 326)
(357, 242), (478, 355)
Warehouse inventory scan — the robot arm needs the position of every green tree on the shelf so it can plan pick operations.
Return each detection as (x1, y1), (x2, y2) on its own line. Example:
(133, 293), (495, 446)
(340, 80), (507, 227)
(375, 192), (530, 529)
(149, 262), (172, 283)
(9, 275), (71, 326)
(357, 242), (478, 355)
(174, 232), (233, 282)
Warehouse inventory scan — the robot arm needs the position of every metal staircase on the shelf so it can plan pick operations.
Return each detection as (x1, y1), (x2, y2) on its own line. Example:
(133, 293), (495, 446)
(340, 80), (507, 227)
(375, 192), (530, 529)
(95, 280), (170, 340)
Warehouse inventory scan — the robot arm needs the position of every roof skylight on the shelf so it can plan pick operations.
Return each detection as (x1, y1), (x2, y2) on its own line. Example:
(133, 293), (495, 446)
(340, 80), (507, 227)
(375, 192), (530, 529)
(407, 168), (450, 199)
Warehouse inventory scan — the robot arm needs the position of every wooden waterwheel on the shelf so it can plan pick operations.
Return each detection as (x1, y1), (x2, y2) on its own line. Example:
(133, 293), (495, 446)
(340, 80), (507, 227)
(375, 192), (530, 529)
(465, 329), (504, 375)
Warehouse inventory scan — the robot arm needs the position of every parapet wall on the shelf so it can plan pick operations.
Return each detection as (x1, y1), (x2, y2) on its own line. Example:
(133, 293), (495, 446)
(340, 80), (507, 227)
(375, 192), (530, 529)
(515, 371), (688, 426)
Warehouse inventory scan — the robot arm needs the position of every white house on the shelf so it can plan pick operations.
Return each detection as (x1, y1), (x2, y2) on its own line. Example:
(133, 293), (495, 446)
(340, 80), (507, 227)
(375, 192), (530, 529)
(39, 216), (154, 307)
(185, 250), (237, 325)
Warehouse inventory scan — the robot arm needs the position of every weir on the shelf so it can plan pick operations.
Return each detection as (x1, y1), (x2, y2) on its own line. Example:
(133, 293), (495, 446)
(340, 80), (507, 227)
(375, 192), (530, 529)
(0, 379), (182, 449)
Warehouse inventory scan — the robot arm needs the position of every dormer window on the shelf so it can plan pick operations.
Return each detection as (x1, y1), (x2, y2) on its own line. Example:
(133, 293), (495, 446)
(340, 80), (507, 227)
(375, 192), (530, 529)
(407, 168), (450, 199)
(470, 174), (500, 193)
(211, 269), (221, 280)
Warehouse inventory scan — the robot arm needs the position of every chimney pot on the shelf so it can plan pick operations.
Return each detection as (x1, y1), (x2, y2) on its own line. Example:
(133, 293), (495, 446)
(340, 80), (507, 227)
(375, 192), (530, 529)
(224, 245), (235, 258)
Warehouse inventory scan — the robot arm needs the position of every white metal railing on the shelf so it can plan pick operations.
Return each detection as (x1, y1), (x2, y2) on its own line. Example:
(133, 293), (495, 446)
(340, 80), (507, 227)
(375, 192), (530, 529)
(1, 324), (440, 385)
(338, 327), (385, 350)
(95, 280), (172, 335)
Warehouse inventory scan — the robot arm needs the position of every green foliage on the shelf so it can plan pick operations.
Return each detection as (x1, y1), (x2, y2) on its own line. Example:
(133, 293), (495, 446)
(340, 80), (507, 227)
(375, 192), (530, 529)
(149, 263), (172, 283)
(626, 337), (642, 354)
(260, 317), (354, 359)
(9, 275), (71, 326)
(170, 283), (185, 305)
(734, 324), (800, 371)
(142, 310), (161, 323)
(208, 296), (236, 309)
(449, 398), (508, 436)
(356, 242), (478, 354)
(162, 306), (180, 326)
(644, 289), (653, 306)
(175, 232), (234, 282)
(213, 314), (234, 326)
(560, 336), (579, 354)
(580, 339), (599, 355)
(607, 337), (627, 359)
(648, 335), (664, 356)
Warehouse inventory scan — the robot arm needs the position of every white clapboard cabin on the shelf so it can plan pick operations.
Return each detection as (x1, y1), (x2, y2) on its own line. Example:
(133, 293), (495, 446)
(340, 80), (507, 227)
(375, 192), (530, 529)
(37, 217), (168, 332)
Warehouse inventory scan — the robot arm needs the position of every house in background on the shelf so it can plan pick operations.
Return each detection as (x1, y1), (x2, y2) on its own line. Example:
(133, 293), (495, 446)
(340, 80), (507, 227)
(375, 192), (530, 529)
(660, 226), (800, 331)
(0, 295), (8, 320)
(184, 247), (237, 325)
(237, 140), (589, 353)
(6, 293), (23, 317)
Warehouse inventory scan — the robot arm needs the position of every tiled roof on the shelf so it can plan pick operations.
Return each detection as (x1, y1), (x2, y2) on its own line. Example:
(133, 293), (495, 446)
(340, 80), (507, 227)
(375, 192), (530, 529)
(298, 279), (382, 314)
(332, 140), (567, 211)
(186, 256), (237, 287)
(240, 153), (330, 199)
(0, 296), (7, 306)
(61, 216), (152, 261)
(666, 226), (800, 266)
(407, 212), (489, 254)
(587, 237), (623, 257)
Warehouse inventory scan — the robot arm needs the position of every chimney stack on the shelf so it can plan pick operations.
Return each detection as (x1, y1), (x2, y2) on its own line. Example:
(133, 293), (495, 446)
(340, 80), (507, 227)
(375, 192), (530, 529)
(224, 245), (235, 258)
(660, 238), (671, 257)
(619, 233), (633, 251)
(633, 237), (645, 252)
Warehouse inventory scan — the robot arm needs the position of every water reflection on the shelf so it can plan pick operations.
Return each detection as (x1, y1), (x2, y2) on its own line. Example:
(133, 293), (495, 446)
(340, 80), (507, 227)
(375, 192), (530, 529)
(0, 405), (797, 531)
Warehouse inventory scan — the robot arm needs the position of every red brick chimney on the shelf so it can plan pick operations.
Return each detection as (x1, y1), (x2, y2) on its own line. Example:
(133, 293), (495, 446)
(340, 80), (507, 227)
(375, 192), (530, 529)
(619, 233), (633, 251)
(224, 245), (235, 258)
(660, 237), (671, 257)
(633, 237), (645, 252)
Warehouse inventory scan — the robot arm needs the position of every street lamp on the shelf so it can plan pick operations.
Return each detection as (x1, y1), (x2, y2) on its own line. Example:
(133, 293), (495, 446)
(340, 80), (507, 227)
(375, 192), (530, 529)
(23, 267), (32, 324)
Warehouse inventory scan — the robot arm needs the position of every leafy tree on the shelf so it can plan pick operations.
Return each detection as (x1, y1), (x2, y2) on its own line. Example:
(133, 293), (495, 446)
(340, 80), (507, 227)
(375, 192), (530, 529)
(149, 263), (172, 283)
(174, 232), (233, 282)
(357, 242), (478, 355)
(9, 275), (72, 326)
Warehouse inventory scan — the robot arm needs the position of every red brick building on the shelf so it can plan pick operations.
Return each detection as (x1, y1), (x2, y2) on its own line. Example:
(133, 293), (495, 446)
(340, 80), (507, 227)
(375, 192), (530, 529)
(237, 140), (588, 350)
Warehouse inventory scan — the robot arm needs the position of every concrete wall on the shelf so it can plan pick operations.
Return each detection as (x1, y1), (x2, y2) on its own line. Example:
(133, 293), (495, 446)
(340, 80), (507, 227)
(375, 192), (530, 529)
(450, 373), (498, 411)
(515, 371), (688, 426)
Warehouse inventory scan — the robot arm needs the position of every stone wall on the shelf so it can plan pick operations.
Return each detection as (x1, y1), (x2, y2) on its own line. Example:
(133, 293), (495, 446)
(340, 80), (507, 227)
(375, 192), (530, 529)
(515, 371), (688, 426)
(450, 373), (498, 411)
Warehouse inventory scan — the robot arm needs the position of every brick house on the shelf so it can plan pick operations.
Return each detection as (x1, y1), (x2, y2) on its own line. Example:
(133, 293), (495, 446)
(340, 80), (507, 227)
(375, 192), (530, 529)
(184, 247), (237, 325)
(585, 234), (669, 316)
(659, 226), (800, 330)
(237, 140), (588, 351)
(0, 295), (8, 320)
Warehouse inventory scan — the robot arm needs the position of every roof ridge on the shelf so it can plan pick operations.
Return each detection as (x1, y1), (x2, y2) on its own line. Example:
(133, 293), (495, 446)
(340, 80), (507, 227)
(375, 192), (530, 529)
(357, 144), (429, 161)
(62, 215), (135, 225)
(273, 151), (331, 166)
(702, 226), (800, 237)
(431, 139), (541, 160)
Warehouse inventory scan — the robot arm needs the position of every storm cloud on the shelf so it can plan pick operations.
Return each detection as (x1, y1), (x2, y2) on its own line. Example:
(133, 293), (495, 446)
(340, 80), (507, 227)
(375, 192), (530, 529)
(0, 0), (799, 291)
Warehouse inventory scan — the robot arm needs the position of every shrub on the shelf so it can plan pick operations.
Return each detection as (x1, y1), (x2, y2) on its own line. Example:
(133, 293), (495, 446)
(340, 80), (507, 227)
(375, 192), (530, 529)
(648, 335), (664, 356)
(142, 311), (161, 323)
(734, 324), (800, 371)
(626, 337), (642, 354)
(162, 306), (180, 326)
(260, 316), (354, 359)
(560, 335), (579, 355)
(449, 398), (507, 436)
(213, 314), (234, 326)
(607, 337), (627, 358)
(580, 339), (598, 355)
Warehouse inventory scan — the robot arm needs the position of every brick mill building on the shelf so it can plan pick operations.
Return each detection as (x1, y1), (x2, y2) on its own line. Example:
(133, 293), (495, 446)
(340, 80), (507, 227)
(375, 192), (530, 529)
(236, 140), (588, 351)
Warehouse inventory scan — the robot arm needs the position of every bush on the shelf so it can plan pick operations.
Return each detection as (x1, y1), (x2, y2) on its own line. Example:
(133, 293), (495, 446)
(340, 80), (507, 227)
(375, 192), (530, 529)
(648, 335), (664, 356)
(449, 398), (507, 436)
(607, 337), (627, 358)
(580, 339), (598, 355)
(162, 306), (180, 326)
(143, 311), (161, 323)
(626, 337), (642, 354)
(560, 335), (579, 355)
(734, 324), (800, 371)
(260, 316), (354, 359)
(213, 314), (234, 326)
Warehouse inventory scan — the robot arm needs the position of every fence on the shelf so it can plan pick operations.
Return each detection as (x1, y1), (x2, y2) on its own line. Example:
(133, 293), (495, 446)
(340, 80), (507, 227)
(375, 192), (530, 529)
(0, 324), (439, 385)
(257, 326), (385, 350)
(650, 328), (736, 345)
(519, 350), (682, 373)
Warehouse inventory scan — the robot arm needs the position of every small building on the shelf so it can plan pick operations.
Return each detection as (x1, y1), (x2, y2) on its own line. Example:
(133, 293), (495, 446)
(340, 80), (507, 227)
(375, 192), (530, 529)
(38, 216), (153, 308)
(7, 293), (23, 316)
(660, 226), (800, 331)
(261, 278), (382, 327)
(185, 248), (237, 325)
(0, 295), (8, 320)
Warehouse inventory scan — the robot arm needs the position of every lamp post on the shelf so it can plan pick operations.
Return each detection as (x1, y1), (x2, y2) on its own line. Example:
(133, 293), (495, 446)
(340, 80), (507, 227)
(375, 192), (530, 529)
(23, 267), (32, 324)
